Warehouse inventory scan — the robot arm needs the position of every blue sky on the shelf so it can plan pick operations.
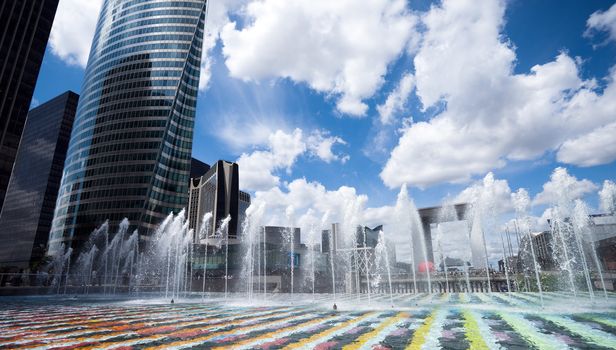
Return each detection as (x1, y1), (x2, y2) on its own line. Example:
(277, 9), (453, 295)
(33, 0), (616, 237)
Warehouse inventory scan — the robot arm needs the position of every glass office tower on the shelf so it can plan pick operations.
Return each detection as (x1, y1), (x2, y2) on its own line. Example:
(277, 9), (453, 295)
(49, 0), (207, 255)
(0, 0), (59, 210)
(0, 91), (78, 269)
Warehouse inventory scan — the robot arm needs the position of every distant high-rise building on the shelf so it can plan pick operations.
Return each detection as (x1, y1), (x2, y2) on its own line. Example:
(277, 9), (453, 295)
(0, 0), (59, 210)
(238, 190), (251, 231)
(0, 91), (78, 269)
(49, 0), (208, 255)
(188, 160), (250, 238)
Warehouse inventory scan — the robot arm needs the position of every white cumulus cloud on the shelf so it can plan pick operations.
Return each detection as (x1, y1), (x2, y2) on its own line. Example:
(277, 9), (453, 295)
(237, 128), (348, 191)
(306, 130), (349, 164)
(381, 0), (616, 189)
(533, 167), (598, 206)
(49, 0), (103, 67)
(220, 0), (419, 116)
(455, 172), (513, 215)
(377, 72), (415, 124)
(557, 121), (616, 166)
(252, 178), (368, 235)
(586, 3), (616, 43)
(237, 129), (306, 191)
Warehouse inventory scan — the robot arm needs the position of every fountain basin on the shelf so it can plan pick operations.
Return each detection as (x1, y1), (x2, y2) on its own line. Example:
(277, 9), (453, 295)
(1, 292), (615, 349)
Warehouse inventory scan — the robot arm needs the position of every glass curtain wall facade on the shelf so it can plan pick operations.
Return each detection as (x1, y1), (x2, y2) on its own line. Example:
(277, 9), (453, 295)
(49, 0), (207, 255)
(0, 0), (59, 209)
(0, 91), (78, 269)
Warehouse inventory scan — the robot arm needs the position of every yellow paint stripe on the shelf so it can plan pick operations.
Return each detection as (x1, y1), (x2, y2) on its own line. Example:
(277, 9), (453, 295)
(405, 309), (437, 350)
(462, 311), (490, 350)
(214, 314), (339, 350)
(342, 312), (408, 350)
(282, 312), (377, 350)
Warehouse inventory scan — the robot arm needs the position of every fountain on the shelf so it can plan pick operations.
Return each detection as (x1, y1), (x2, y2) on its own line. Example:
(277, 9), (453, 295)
(43, 168), (613, 307)
(361, 226), (372, 303)
(328, 224), (337, 302)
(499, 233), (512, 295)
(373, 230), (394, 305)
(8, 168), (616, 349)
(198, 212), (213, 299)
(391, 185), (420, 293)
(545, 168), (590, 299)
(512, 188), (544, 305)
(300, 212), (319, 301)
(573, 199), (608, 300)
(240, 202), (265, 301)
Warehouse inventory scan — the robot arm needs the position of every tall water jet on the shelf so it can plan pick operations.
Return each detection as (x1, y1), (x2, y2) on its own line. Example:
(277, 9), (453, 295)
(118, 229), (139, 294)
(137, 210), (194, 299)
(571, 200), (594, 301)
(374, 230), (393, 305)
(392, 185), (418, 293)
(500, 233), (511, 295)
(74, 222), (108, 293)
(469, 214), (491, 292)
(198, 212), (213, 300)
(438, 203), (472, 293)
(71, 219), (140, 295)
(361, 226), (372, 303)
(262, 226), (267, 300)
(599, 180), (616, 214)
(216, 215), (231, 299)
(435, 225), (449, 292)
(545, 168), (583, 297)
(75, 245), (98, 294)
(299, 211), (320, 301)
(596, 180), (616, 299)
(240, 202), (265, 301)
(414, 209), (432, 293)
(465, 173), (513, 292)
(329, 227), (337, 302)
(573, 200), (607, 301)
(309, 223), (317, 300)
(339, 193), (364, 298)
(552, 216), (577, 296)
(62, 247), (73, 294)
(109, 219), (129, 294)
(512, 188), (543, 306)
(283, 206), (297, 296)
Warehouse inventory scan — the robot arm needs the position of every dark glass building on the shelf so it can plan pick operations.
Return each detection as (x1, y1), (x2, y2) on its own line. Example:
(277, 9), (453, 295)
(49, 0), (208, 255)
(188, 160), (250, 238)
(0, 91), (78, 269)
(0, 0), (59, 210)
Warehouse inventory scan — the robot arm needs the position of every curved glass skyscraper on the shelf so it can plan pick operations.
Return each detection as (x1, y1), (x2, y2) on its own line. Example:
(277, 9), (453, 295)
(49, 0), (207, 254)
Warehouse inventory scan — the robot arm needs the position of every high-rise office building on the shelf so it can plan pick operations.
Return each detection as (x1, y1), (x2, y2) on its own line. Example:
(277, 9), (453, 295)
(0, 0), (59, 210)
(0, 91), (78, 269)
(188, 160), (250, 239)
(49, 0), (208, 255)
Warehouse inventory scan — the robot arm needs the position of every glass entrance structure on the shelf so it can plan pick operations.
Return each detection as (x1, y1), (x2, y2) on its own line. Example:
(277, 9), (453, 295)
(49, 0), (207, 255)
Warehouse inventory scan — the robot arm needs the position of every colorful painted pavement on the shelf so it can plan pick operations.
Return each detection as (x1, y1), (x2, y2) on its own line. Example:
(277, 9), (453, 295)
(1, 292), (616, 349)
